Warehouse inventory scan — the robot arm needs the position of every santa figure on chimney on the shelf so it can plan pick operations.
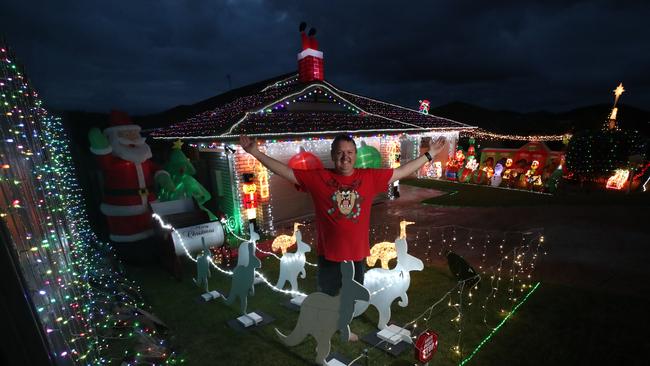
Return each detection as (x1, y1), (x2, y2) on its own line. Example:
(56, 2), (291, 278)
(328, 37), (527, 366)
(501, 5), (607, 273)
(297, 22), (324, 82)
(89, 110), (173, 242)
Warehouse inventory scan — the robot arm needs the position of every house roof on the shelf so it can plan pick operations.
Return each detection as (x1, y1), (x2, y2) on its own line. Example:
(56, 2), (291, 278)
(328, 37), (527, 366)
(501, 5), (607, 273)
(150, 74), (476, 141)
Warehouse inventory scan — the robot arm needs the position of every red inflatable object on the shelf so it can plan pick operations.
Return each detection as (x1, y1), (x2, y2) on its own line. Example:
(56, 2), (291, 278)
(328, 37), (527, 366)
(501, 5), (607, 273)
(288, 150), (324, 170)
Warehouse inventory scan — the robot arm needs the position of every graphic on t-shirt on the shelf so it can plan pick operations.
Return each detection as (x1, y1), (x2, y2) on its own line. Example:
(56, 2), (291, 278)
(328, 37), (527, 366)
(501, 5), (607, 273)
(326, 179), (362, 220)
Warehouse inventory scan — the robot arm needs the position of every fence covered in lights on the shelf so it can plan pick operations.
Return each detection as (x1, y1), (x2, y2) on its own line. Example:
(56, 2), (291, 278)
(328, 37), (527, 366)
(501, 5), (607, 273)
(0, 45), (179, 365)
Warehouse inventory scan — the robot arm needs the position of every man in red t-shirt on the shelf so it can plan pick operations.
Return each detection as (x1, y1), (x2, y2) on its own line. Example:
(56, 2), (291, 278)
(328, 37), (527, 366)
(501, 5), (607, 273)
(240, 134), (443, 292)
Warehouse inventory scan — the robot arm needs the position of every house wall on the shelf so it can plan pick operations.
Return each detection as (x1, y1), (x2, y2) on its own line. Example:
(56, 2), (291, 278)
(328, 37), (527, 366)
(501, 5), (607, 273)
(200, 131), (460, 236)
(201, 150), (243, 235)
(263, 139), (333, 228)
(409, 132), (459, 178)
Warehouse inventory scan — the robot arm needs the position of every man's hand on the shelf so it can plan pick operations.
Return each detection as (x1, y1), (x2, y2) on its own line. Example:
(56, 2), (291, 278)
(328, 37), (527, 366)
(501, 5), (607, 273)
(238, 135), (298, 185)
(427, 136), (446, 155)
(389, 136), (447, 184)
(240, 135), (258, 155)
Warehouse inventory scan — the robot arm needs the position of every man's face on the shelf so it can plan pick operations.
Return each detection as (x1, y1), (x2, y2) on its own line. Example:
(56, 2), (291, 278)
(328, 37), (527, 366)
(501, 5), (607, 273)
(332, 140), (357, 176)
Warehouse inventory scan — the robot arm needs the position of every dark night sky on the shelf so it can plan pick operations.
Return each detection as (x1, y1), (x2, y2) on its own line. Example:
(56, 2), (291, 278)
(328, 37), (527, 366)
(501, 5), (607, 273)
(2, 0), (649, 115)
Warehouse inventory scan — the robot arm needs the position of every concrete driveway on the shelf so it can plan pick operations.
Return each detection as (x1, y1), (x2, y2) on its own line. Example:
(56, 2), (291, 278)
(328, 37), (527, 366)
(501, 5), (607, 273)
(278, 184), (650, 297)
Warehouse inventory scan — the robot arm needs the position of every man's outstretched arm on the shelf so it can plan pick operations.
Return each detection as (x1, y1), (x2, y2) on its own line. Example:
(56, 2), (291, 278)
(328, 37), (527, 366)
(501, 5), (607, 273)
(240, 135), (298, 185)
(389, 136), (446, 184)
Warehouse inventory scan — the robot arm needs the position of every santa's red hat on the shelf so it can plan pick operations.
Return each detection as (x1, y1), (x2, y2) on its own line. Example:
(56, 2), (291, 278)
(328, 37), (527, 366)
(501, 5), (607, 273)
(105, 109), (141, 135)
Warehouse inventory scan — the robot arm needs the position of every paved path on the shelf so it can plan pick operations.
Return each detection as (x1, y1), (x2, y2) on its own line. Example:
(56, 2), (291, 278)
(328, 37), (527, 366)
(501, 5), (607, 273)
(278, 184), (649, 296)
(369, 185), (650, 296)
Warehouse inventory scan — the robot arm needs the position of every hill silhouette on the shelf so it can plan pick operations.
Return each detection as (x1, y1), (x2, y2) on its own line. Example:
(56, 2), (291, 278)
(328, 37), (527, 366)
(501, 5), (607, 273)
(430, 101), (650, 136)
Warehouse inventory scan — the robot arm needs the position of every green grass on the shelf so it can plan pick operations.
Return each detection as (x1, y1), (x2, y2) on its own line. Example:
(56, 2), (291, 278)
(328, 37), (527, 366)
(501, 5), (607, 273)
(401, 178), (650, 207)
(127, 255), (650, 365)
(126, 253), (543, 366)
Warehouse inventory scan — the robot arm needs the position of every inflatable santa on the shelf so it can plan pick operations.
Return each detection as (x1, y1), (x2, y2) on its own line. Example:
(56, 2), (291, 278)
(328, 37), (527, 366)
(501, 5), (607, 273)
(89, 110), (172, 242)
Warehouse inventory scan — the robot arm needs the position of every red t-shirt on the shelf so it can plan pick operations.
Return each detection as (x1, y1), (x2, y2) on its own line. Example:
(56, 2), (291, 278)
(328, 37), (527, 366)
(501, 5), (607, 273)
(293, 168), (393, 262)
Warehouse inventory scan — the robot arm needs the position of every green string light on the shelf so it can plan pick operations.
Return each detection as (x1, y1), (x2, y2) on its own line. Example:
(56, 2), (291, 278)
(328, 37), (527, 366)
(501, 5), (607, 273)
(1, 43), (183, 364)
(459, 282), (541, 366)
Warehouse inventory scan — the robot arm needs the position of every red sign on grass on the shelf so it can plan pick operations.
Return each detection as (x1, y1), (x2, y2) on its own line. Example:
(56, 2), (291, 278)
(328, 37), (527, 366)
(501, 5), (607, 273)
(415, 330), (438, 363)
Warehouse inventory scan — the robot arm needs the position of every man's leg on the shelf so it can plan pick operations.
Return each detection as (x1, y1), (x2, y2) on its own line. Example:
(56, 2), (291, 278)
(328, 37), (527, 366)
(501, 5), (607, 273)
(352, 259), (365, 285)
(317, 256), (341, 296)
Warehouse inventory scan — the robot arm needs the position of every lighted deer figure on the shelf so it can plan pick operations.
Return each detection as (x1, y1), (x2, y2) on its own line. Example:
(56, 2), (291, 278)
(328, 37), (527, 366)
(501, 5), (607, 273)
(275, 230), (311, 295)
(275, 261), (370, 365)
(272, 222), (303, 254)
(367, 220), (415, 269)
(354, 237), (424, 330)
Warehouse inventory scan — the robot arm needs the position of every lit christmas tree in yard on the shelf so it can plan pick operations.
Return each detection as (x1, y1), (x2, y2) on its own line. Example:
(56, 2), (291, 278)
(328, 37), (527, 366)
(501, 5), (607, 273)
(565, 83), (647, 186)
(1, 44), (180, 364)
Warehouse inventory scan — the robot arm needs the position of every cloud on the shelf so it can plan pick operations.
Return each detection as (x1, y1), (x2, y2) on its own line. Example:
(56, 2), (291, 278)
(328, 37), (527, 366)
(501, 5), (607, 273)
(1, 0), (648, 113)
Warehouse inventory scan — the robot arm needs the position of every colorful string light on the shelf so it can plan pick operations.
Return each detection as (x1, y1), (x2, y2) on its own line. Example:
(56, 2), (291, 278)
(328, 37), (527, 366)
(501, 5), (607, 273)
(1, 44), (180, 364)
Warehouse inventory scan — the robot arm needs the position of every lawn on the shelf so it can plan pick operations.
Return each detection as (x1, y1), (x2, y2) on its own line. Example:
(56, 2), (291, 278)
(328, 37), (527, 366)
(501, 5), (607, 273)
(123, 179), (650, 365)
(127, 254), (649, 365)
(400, 178), (650, 207)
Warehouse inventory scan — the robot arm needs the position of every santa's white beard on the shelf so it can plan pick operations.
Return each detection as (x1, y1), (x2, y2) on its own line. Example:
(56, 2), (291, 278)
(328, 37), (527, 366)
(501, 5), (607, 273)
(112, 141), (152, 163)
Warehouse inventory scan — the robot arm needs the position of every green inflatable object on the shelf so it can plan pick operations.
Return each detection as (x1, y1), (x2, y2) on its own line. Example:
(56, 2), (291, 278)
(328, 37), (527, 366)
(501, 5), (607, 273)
(158, 140), (217, 221)
(354, 143), (381, 168)
(88, 127), (109, 150)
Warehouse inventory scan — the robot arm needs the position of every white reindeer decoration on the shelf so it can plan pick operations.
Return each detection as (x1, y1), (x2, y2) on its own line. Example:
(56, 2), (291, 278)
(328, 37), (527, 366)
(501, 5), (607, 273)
(354, 237), (424, 330)
(275, 230), (311, 295)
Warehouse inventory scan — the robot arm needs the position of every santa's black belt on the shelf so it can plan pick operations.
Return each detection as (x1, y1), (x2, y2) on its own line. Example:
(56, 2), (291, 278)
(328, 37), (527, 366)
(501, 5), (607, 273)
(104, 187), (153, 196)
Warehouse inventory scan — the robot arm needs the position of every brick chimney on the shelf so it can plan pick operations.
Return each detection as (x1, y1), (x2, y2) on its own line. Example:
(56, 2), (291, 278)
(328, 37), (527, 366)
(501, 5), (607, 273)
(297, 22), (324, 83)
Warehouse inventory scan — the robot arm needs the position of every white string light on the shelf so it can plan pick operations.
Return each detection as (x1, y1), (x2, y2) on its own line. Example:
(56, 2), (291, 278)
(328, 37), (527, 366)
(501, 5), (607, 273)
(252, 270), (307, 297)
(464, 129), (571, 142)
(347, 224), (545, 363)
(151, 213), (310, 296)
(156, 212), (545, 361)
(151, 213), (233, 275)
